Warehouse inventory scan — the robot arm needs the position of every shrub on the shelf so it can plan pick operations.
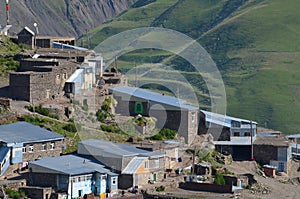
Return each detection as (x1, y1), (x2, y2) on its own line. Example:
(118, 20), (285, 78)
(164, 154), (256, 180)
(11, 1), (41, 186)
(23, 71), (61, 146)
(156, 185), (165, 192)
(214, 173), (225, 185)
(63, 123), (77, 132)
(5, 188), (26, 199)
(149, 128), (177, 140)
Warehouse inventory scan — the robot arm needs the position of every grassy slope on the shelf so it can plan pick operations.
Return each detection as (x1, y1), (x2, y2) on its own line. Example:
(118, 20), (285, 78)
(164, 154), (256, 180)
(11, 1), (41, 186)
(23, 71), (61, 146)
(82, 0), (300, 134)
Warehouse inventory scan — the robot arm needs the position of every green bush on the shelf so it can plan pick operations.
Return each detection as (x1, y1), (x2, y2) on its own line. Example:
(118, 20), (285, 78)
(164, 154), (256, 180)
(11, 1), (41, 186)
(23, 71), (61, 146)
(156, 185), (165, 192)
(5, 188), (26, 199)
(149, 128), (177, 140)
(63, 123), (77, 132)
(100, 124), (126, 134)
(214, 173), (225, 185)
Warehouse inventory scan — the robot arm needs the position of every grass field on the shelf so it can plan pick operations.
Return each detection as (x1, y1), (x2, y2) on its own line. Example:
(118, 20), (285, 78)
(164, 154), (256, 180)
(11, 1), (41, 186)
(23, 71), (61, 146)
(80, 0), (300, 134)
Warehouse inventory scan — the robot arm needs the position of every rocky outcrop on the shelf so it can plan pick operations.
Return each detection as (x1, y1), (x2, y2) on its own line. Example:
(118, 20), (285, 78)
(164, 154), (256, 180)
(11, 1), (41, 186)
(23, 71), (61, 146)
(0, 0), (134, 38)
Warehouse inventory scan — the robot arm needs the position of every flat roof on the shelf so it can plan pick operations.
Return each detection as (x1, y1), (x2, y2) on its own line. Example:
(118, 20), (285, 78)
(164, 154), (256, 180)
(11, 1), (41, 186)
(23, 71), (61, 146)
(79, 139), (165, 158)
(0, 122), (63, 144)
(109, 86), (198, 111)
(30, 155), (117, 176)
(201, 110), (257, 128)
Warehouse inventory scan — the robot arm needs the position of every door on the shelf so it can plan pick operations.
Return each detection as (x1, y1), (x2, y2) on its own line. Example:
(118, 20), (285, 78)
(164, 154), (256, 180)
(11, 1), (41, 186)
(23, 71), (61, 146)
(153, 173), (157, 182)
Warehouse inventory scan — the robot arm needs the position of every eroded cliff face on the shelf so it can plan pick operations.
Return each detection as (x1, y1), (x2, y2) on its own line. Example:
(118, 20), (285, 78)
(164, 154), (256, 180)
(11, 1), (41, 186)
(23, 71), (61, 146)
(0, 0), (134, 37)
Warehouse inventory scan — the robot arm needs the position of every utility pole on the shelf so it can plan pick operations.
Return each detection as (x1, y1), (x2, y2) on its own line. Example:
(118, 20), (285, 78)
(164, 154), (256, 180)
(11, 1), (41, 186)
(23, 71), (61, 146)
(250, 121), (254, 161)
(6, 0), (10, 25)
(192, 146), (196, 174)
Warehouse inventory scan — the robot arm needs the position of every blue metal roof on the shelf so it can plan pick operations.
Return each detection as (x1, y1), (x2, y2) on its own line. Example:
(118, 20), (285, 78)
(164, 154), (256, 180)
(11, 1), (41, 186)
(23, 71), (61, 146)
(30, 155), (117, 176)
(52, 42), (88, 51)
(0, 122), (64, 144)
(79, 139), (165, 158)
(109, 86), (198, 111)
(0, 146), (9, 162)
(201, 110), (257, 128)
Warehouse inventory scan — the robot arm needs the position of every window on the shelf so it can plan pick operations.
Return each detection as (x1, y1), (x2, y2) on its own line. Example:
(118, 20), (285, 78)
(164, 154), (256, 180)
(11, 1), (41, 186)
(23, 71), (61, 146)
(63, 73), (67, 79)
(56, 74), (60, 80)
(233, 132), (240, 137)
(41, 144), (46, 151)
(112, 177), (117, 185)
(22, 147), (27, 153)
(101, 175), (107, 180)
(50, 142), (55, 150)
(144, 161), (149, 169)
(78, 177), (81, 182)
(29, 145), (34, 152)
(244, 132), (251, 136)
(191, 112), (196, 123)
(154, 159), (159, 168)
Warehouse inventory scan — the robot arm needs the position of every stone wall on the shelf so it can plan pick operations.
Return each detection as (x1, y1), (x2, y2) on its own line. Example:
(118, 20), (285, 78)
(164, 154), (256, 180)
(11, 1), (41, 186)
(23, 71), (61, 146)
(253, 144), (278, 165)
(20, 186), (53, 199)
(10, 61), (78, 103)
(28, 172), (58, 189)
(22, 140), (63, 163)
(179, 181), (233, 193)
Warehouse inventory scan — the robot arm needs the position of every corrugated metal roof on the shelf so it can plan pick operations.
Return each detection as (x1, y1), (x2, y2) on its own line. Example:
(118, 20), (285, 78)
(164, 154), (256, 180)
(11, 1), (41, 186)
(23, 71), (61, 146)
(0, 122), (63, 144)
(66, 68), (83, 83)
(287, 134), (300, 139)
(109, 86), (198, 111)
(79, 139), (164, 158)
(30, 155), (117, 176)
(52, 42), (88, 51)
(122, 157), (147, 174)
(201, 110), (257, 128)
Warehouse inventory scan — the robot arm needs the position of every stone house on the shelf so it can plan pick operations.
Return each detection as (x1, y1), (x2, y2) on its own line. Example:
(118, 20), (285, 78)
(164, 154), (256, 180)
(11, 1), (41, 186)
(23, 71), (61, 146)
(109, 86), (199, 144)
(77, 139), (165, 189)
(132, 140), (180, 170)
(9, 48), (92, 103)
(0, 122), (64, 177)
(254, 128), (292, 173)
(17, 26), (75, 49)
(28, 155), (118, 198)
(200, 110), (257, 160)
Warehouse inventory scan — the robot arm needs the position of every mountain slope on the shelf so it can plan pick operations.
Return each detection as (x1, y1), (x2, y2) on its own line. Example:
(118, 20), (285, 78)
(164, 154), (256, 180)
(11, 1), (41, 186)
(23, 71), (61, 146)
(82, 0), (300, 135)
(0, 0), (135, 37)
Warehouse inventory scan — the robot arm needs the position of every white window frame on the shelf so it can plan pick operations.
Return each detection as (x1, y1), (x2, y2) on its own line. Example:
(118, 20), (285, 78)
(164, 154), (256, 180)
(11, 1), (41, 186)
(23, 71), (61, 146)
(22, 147), (27, 153)
(112, 177), (117, 185)
(29, 145), (34, 153)
(154, 159), (159, 168)
(50, 142), (55, 150)
(41, 143), (47, 151)
(191, 112), (196, 123)
(144, 160), (149, 169)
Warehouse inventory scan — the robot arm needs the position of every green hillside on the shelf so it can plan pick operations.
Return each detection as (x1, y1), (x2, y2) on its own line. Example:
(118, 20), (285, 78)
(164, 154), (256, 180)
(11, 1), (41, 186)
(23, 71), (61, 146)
(81, 0), (300, 135)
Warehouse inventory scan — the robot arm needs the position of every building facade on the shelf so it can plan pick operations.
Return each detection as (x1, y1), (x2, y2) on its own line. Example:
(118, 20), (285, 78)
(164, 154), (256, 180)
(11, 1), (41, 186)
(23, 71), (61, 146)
(29, 155), (118, 199)
(0, 122), (64, 176)
(109, 86), (199, 144)
(77, 139), (165, 189)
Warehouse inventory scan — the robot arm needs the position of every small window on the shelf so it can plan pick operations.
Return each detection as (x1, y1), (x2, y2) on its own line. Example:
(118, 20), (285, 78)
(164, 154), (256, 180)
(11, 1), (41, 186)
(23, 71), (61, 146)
(101, 175), (107, 180)
(22, 147), (27, 153)
(154, 159), (159, 168)
(29, 145), (34, 152)
(56, 74), (60, 80)
(63, 73), (67, 79)
(50, 142), (55, 150)
(244, 132), (251, 136)
(41, 144), (46, 151)
(191, 112), (196, 123)
(144, 161), (149, 169)
(233, 132), (240, 137)
(78, 177), (81, 182)
(72, 178), (76, 183)
(112, 177), (117, 185)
